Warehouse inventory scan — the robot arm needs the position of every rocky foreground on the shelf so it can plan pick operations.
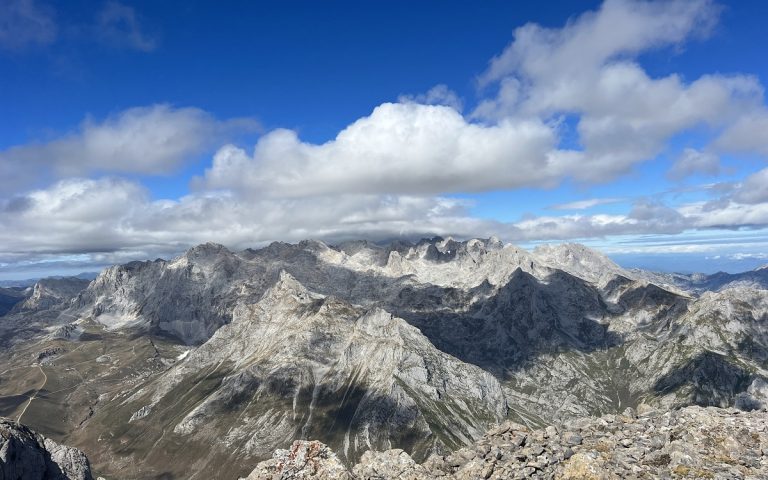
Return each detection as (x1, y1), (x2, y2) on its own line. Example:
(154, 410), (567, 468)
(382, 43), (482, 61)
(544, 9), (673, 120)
(243, 405), (768, 480)
(0, 418), (93, 480)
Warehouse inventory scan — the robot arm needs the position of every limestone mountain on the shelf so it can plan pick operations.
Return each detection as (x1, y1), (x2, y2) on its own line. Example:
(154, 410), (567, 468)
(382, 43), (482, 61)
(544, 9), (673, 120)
(0, 237), (766, 479)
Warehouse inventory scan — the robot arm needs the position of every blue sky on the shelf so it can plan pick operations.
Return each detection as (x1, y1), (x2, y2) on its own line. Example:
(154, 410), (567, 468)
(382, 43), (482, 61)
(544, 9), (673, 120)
(2, 0), (768, 279)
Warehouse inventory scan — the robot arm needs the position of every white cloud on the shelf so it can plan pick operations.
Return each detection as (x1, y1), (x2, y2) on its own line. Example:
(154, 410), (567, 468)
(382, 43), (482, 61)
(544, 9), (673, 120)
(474, 0), (764, 182)
(4, 0), (768, 275)
(0, 177), (483, 257)
(680, 200), (768, 228)
(479, 0), (719, 88)
(0, 105), (258, 194)
(196, 0), (767, 201)
(727, 252), (768, 261)
(0, 0), (56, 51)
(667, 148), (721, 180)
(0, 178), (148, 254)
(550, 197), (623, 210)
(3, 172), (768, 275)
(732, 168), (768, 205)
(199, 102), (581, 197)
(715, 112), (768, 156)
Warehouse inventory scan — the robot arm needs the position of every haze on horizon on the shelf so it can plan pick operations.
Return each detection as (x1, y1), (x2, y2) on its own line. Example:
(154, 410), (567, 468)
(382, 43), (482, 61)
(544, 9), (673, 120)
(2, 0), (768, 279)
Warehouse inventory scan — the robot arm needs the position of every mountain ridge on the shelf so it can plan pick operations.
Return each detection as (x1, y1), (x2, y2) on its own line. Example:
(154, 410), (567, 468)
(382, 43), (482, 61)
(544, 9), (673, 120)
(0, 237), (766, 479)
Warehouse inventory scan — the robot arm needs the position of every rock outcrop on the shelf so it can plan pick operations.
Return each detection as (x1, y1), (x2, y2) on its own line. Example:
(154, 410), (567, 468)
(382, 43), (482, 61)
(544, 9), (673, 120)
(12, 278), (91, 314)
(0, 418), (93, 480)
(244, 405), (768, 479)
(240, 440), (352, 480)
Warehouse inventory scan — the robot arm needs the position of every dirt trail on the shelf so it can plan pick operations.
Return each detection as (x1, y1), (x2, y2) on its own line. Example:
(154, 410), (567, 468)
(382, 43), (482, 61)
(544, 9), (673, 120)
(17, 365), (47, 423)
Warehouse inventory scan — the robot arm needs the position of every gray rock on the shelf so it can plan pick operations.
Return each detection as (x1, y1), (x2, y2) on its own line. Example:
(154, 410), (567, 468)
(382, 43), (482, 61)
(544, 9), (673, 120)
(246, 406), (768, 479)
(242, 440), (352, 480)
(0, 418), (93, 480)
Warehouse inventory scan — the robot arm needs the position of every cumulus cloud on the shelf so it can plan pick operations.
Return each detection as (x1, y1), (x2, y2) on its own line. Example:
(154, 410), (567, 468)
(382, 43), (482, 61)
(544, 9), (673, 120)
(196, 0), (766, 201)
(0, 177), (499, 270)
(0, 0), (57, 51)
(0, 105), (258, 194)
(199, 102), (581, 197)
(478, 0), (719, 88)
(679, 199), (768, 229)
(474, 0), (763, 182)
(667, 148), (721, 180)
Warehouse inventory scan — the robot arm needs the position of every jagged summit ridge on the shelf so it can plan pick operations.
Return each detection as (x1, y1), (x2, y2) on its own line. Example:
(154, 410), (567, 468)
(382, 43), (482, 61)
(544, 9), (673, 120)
(68, 236), (623, 344)
(531, 242), (630, 284)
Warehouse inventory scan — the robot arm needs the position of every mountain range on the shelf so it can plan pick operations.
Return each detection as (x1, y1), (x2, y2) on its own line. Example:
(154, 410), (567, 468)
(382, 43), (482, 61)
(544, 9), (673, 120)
(0, 237), (766, 479)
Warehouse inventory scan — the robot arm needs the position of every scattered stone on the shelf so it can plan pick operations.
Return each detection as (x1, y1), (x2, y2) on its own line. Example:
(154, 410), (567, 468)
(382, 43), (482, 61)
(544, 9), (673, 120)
(242, 440), (352, 480)
(244, 406), (768, 479)
(563, 432), (583, 446)
(636, 403), (656, 417)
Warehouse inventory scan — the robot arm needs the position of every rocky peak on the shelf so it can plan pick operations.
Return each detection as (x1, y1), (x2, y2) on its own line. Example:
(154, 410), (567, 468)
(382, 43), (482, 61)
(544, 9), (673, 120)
(184, 241), (230, 258)
(0, 418), (93, 480)
(12, 277), (91, 313)
(240, 440), (351, 480)
(532, 243), (628, 284)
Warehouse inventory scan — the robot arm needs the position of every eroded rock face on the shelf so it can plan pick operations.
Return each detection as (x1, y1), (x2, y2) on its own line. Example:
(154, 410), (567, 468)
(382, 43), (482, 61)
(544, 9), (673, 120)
(121, 271), (507, 468)
(0, 418), (93, 480)
(245, 406), (768, 479)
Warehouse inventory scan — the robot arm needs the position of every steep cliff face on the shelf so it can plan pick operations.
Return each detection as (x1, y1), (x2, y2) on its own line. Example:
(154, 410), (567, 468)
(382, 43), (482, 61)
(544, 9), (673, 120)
(12, 278), (91, 313)
(71, 244), (256, 344)
(83, 272), (507, 478)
